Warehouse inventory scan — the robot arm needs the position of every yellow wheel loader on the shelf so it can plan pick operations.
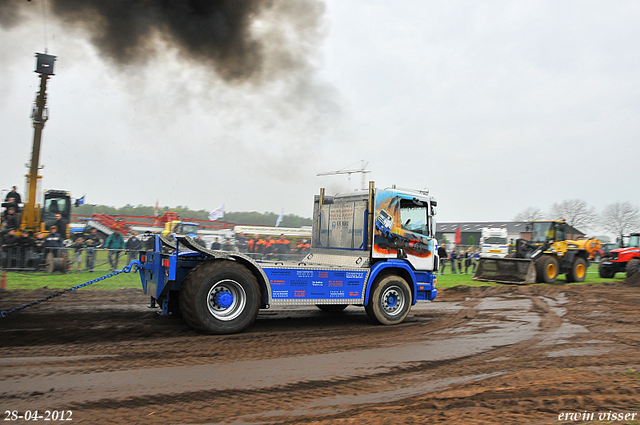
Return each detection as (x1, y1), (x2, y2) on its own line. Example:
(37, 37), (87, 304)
(474, 220), (596, 284)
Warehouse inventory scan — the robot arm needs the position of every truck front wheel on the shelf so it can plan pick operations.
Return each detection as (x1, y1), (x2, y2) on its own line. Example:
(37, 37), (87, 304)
(180, 261), (260, 334)
(365, 275), (411, 325)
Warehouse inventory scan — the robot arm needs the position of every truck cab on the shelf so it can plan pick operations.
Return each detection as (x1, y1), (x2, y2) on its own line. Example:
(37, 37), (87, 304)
(480, 227), (509, 258)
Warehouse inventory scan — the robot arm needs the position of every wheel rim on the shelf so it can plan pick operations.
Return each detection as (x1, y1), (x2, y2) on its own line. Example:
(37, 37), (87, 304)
(381, 285), (406, 316)
(207, 279), (247, 321)
(546, 263), (556, 278)
(576, 263), (585, 279)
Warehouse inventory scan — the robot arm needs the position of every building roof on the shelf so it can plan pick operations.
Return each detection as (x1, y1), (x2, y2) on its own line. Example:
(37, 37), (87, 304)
(436, 221), (585, 236)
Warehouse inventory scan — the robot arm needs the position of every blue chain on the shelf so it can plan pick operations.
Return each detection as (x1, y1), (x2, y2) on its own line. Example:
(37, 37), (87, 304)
(0, 260), (142, 318)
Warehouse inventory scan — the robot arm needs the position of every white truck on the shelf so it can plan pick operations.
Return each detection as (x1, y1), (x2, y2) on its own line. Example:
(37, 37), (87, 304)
(480, 227), (509, 258)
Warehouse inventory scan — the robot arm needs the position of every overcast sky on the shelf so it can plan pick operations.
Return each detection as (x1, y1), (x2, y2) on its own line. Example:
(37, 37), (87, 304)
(1, 0), (639, 227)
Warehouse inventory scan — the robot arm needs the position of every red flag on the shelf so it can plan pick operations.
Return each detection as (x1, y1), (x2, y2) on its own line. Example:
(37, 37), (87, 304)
(454, 227), (461, 245)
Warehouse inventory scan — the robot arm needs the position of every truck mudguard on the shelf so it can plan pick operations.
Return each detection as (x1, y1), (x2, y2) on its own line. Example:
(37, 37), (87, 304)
(364, 259), (437, 306)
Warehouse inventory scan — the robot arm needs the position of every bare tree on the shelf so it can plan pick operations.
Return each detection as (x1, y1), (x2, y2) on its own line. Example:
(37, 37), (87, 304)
(548, 199), (597, 231)
(513, 207), (545, 223)
(600, 202), (640, 239)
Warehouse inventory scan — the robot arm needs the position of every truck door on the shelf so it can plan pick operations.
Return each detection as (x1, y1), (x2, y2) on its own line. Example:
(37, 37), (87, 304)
(372, 190), (436, 271)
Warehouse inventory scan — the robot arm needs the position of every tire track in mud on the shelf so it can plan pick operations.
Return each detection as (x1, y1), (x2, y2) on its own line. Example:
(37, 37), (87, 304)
(2, 281), (640, 424)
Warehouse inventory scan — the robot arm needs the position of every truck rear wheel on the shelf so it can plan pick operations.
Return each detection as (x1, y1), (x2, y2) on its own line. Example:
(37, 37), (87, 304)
(567, 257), (587, 283)
(365, 275), (411, 325)
(626, 258), (640, 279)
(180, 260), (260, 334)
(536, 255), (558, 284)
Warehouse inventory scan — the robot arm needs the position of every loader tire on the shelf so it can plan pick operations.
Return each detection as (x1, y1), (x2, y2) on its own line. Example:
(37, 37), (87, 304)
(626, 258), (640, 279)
(598, 262), (615, 278)
(316, 304), (348, 313)
(365, 274), (411, 325)
(180, 260), (260, 334)
(536, 255), (559, 284)
(567, 257), (587, 283)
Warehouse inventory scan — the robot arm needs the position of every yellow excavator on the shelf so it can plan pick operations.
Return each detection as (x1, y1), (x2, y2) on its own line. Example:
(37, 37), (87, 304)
(474, 220), (600, 284)
(0, 53), (72, 272)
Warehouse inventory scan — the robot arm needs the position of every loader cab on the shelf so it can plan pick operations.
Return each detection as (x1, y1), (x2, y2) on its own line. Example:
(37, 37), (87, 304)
(531, 221), (566, 243)
(42, 190), (71, 234)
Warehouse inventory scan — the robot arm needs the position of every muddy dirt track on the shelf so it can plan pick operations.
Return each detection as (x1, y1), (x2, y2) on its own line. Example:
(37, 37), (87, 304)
(1, 277), (640, 425)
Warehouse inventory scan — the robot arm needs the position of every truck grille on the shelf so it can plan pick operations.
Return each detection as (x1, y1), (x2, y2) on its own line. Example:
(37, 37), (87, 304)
(609, 252), (619, 260)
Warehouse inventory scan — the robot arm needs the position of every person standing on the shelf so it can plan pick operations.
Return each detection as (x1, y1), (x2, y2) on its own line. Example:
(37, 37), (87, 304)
(125, 230), (142, 263)
(464, 247), (473, 274)
(297, 239), (311, 255)
(84, 228), (101, 272)
(437, 243), (447, 274)
(247, 234), (260, 254)
(275, 234), (290, 259)
(450, 250), (458, 274)
(263, 236), (276, 258)
(104, 228), (125, 271)
(4, 186), (22, 204)
(222, 238), (234, 252)
(210, 237), (221, 251)
(69, 237), (84, 272)
(43, 225), (64, 258)
(235, 232), (248, 253)
(1, 229), (17, 268)
(54, 213), (68, 238)
(193, 233), (207, 248)
(4, 206), (20, 231)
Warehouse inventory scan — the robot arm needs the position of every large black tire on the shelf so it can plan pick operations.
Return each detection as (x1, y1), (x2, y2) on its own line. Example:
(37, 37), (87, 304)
(567, 257), (588, 283)
(179, 260), (260, 334)
(536, 255), (559, 284)
(365, 275), (412, 325)
(598, 261), (616, 278)
(626, 258), (640, 279)
(316, 304), (348, 313)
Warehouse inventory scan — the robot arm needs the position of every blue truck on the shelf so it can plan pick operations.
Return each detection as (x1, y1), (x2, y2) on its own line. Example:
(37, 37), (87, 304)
(138, 182), (439, 334)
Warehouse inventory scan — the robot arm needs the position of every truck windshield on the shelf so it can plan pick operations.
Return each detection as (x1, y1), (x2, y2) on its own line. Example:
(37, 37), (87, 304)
(484, 237), (507, 245)
(400, 200), (430, 237)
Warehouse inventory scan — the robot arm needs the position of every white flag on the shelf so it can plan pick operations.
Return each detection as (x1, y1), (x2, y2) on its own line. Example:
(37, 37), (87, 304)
(275, 208), (284, 227)
(209, 204), (224, 221)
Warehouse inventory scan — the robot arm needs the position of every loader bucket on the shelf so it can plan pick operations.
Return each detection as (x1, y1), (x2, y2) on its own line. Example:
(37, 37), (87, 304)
(473, 258), (537, 284)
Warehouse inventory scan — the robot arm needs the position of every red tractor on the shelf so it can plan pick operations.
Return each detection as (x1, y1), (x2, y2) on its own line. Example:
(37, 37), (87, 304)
(598, 233), (640, 278)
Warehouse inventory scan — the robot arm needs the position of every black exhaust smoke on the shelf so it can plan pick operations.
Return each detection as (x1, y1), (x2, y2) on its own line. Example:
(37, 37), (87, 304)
(0, 0), (324, 84)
